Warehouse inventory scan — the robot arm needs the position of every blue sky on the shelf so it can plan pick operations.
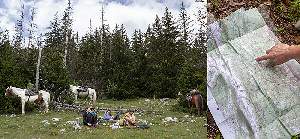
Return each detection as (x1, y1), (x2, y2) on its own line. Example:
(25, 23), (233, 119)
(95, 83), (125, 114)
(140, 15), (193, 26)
(0, 0), (205, 46)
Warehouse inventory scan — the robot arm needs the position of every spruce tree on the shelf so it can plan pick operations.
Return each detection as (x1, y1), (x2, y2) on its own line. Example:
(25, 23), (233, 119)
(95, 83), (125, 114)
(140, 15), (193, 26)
(160, 7), (181, 98)
(130, 30), (148, 97)
(42, 13), (70, 101)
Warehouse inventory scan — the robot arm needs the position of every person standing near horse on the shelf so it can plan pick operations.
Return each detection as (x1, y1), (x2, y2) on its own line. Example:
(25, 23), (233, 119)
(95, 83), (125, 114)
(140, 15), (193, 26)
(5, 86), (50, 114)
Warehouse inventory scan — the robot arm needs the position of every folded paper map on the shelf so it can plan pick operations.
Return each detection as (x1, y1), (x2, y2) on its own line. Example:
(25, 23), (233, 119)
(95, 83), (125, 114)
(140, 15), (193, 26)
(207, 8), (300, 139)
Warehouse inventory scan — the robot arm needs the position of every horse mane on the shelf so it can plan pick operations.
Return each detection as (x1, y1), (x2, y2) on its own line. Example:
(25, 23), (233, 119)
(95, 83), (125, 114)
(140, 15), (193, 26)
(9, 87), (26, 96)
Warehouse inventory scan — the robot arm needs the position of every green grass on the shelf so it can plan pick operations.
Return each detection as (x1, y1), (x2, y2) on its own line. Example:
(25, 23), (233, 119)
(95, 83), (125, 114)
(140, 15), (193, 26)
(0, 99), (206, 139)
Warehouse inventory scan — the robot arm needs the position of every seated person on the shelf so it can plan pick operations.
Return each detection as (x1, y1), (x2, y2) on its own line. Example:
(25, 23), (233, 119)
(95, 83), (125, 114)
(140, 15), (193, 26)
(103, 110), (122, 121)
(103, 110), (113, 120)
(123, 110), (136, 127)
(26, 82), (37, 95)
(83, 107), (97, 127)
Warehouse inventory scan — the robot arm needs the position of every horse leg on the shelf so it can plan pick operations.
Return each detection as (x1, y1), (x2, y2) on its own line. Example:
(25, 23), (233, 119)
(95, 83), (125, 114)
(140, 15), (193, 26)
(44, 101), (49, 113)
(196, 103), (200, 116)
(21, 100), (25, 115)
(89, 94), (96, 106)
(93, 92), (96, 106)
(188, 103), (192, 114)
(89, 94), (93, 101)
(195, 98), (200, 116)
(92, 97), (96, 106)
(74, 93), (78, 102)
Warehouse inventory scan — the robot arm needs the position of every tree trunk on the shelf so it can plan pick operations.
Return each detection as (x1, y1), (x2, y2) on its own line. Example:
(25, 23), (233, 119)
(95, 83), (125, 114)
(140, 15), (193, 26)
(63, 31), (69, 68)
(35, 47), (42, 91)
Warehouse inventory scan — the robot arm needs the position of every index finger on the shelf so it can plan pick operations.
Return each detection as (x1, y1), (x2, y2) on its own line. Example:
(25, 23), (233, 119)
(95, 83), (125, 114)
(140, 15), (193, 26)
(255, 54), (275, 62)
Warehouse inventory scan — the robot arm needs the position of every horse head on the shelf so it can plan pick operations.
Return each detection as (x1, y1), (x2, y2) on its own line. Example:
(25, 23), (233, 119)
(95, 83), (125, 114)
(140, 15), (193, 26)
(191, 89), (198, 94)
(186, 89), (201, 103)
(186, 93), (192, 102)
(5, 86), (13, 96)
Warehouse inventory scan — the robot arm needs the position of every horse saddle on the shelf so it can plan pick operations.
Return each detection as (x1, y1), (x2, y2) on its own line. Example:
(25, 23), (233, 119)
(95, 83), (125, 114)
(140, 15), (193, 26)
(77, 86), (88, 92)
(25, 89), (37, 96)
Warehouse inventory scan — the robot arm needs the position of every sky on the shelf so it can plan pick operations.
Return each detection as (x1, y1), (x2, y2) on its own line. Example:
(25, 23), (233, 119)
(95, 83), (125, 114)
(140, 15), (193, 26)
(0, 0), (206, 45)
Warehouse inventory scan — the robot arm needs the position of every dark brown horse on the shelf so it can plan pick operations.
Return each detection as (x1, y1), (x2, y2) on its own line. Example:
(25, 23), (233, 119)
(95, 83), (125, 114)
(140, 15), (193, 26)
(186, 89), (204, 115)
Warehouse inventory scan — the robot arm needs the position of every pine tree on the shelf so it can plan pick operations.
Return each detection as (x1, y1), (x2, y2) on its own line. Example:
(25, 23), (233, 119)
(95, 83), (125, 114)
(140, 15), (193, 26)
(77, 29), (98, 85)
(177, 2), (200, 93)
(100, 25), (112, 92)
(194, 8), (207, 69)
(178, 2), (194, 57)
(0, 30), (25, 114)
(0, 29), (27, 91)
(146, 15), (164, 98)
(106, 24), (133, 99)
(160, 7), (181, 98)
(42, 13), (70, 101)
(45, 13), (63, 49)
(130, 29), (148, 97)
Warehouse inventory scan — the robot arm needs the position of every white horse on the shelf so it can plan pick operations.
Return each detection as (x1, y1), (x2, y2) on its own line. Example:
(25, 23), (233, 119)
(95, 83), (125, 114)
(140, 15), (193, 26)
(5, 86), (50, 115)
(70, 85), (97, 105)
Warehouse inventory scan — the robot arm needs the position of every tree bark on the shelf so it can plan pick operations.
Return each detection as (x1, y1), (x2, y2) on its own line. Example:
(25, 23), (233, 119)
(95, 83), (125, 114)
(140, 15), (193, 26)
(63, 31), (69, 68)
(35, 46), (42, 91)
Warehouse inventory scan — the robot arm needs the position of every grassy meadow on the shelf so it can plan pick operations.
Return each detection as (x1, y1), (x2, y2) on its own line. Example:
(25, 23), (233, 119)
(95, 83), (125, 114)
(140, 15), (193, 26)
(0, 99), (206, 139)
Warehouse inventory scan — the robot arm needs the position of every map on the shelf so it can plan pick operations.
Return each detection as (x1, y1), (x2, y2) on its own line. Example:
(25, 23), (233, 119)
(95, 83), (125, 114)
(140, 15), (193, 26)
(207, 8), (300, 139)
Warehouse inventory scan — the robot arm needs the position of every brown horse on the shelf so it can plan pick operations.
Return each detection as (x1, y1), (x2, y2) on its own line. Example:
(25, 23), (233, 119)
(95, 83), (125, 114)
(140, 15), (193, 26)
(186, 89), (204, 115)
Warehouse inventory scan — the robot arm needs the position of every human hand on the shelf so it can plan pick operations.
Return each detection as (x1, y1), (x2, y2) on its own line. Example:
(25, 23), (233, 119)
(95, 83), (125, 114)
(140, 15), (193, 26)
(255, 43), (300, 66)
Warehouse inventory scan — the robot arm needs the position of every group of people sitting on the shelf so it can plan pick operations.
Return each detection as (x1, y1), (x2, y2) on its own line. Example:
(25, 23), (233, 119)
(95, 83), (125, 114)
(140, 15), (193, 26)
(82, 106), (137, 128)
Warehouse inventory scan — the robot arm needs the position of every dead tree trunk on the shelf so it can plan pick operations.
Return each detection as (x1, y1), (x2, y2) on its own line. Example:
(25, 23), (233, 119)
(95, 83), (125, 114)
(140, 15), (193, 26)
(63, 33), (68, 68)
(35, 44), (42, 91)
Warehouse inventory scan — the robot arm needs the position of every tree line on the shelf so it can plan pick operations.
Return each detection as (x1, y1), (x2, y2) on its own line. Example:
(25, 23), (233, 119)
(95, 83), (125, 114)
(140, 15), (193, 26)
(0, 1), (206, 101)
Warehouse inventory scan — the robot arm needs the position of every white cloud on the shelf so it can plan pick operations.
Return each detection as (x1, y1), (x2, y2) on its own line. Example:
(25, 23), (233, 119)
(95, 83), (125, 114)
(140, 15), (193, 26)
(0, 0), (205, 42)
(72, 0), (102, 36)
(0, 0), (22, 37)
(35, 0), (66, 34)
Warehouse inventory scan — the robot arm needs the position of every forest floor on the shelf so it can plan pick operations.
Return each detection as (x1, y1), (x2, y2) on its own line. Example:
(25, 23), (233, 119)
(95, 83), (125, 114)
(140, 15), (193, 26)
(0, 99), (206, 139)
(208, 0), (300, 45)
(208, 0), (300, 138)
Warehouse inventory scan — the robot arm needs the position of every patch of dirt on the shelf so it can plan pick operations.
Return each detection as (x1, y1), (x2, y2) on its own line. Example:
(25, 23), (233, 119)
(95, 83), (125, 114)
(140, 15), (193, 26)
(207, 110), (223, 139)
(208, 0), (300, 45)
